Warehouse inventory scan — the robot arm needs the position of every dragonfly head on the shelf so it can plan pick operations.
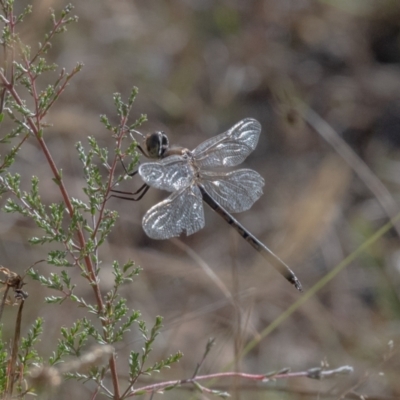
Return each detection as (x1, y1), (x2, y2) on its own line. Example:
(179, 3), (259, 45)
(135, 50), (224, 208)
(129, 127), (170, 159)
(143, 131), (169, 159)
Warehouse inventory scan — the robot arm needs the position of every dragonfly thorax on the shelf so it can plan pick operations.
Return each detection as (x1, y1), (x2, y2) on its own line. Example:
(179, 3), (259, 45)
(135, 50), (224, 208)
(143, 132), (192, 160)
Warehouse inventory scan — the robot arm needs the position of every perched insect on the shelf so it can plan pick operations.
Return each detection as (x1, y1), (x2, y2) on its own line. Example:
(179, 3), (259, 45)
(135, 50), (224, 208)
(119, 119), (302, 291)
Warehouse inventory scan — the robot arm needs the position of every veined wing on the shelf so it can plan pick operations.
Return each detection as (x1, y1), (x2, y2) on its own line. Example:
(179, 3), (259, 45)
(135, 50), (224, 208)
(139, 155), (194, 192)
(199, 169), (264, 213)
(192, 118), (261, 168)
(142, 185), (205, 239)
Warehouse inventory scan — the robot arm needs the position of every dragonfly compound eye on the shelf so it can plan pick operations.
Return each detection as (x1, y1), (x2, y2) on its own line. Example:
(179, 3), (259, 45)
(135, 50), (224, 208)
(160, 133), (169, 156)
(145, 132), (168, 159)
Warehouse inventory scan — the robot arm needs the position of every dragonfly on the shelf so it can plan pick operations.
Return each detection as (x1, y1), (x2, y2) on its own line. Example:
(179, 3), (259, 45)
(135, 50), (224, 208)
(121, 118), (302, 291)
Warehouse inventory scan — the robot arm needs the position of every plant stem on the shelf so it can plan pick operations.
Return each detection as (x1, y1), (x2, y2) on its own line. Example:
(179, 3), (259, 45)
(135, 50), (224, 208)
(0, 69), (123, 398)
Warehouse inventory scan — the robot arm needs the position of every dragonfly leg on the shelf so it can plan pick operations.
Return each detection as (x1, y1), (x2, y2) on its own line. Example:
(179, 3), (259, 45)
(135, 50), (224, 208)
(137, 144), (145, 156)
(118, 142), (146, 177)
(109, 153), (148, 201)
(109, 184), (150, 202)
(118, 155), (140, 178)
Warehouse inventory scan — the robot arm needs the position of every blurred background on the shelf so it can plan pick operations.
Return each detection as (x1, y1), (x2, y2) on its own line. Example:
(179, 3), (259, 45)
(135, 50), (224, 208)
(2, 0), (400, 398)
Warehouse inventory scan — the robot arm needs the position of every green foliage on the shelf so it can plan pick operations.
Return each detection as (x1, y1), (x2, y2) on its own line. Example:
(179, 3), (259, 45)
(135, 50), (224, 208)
(52, 321), (89, 362)
(0, 328), (8, 393)
(19, 318), (43, 366)
(0, 319), (44, 396)
(0, 1), (183, 398)
(3, 175), (74, 248)
(99, 88), (146, 179)
(127, 317), (183, 395)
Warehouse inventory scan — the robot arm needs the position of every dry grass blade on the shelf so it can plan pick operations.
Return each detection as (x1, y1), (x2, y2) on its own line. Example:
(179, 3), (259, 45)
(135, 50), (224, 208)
(6, 295), (26, 397)
(279, 154), (352, 264)
(171, 238), (234, 303)
(303, 107), (400, 238)
(0, 285), (11, 324)
(0, 266), (27, 322)
(0, 266), (33, 396)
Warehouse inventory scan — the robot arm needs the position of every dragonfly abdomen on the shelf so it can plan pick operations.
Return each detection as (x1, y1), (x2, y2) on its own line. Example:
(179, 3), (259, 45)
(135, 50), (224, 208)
(199, 185), (302, 291)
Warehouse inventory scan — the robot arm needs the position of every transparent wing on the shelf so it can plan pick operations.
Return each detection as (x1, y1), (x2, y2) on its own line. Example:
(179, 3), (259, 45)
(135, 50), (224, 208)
(192, 118), (261, 168)
(142, 185), (205, 239)
(139, 155), (194, 192)
(199, 169), (264, 213)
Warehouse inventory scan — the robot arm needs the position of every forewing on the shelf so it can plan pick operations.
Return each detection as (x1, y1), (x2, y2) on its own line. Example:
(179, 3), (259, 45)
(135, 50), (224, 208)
(139, 155), (194, 192)
(200, 169), (264, 213)
(193, 118), (261, 168)
(142, 185), (205, 239)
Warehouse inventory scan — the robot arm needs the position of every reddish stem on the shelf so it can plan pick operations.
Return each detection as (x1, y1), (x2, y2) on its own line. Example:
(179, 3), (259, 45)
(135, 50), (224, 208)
(127, 370), (289, 397)
(0, 68), (121, 398)
(91, 122), (128, 241)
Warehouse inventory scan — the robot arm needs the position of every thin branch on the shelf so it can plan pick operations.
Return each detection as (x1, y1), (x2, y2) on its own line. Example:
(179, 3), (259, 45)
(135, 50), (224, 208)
(91, 121), (129, 240)
(6, 299), (25, 396)
(109, 354), (120, 399)
(126, 366), (353, 397)
(0, 132), (30, 170)
(0, 286), (10, 322)
(169, 383), (399, 400)
(14, 11), (69, 82)
(0, 1), (14, 113)
(38, 65), (82, 119)
(171, 238), (234, 303)
(336, 343), (398, 399)
(192, 338), (215, 378)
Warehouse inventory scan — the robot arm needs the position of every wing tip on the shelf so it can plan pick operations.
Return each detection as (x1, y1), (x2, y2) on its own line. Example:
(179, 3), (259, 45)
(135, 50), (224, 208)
(290, 276), (303, 292)
(241, 118), (261, 130)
